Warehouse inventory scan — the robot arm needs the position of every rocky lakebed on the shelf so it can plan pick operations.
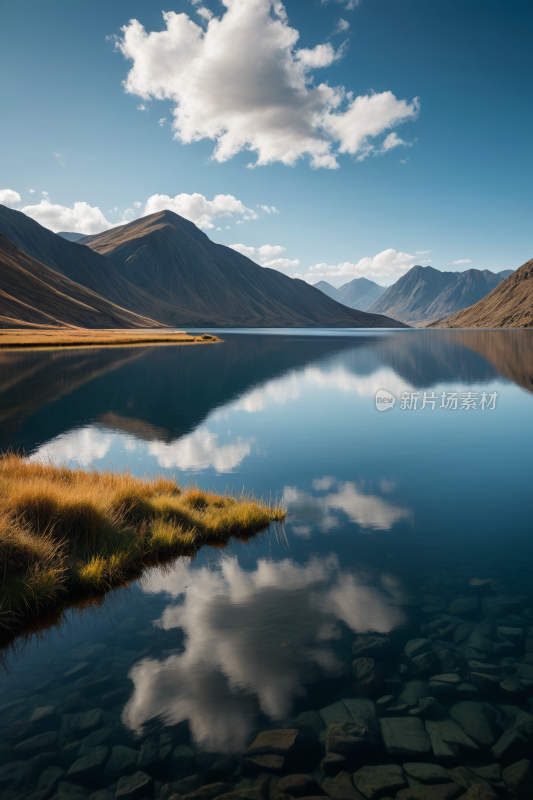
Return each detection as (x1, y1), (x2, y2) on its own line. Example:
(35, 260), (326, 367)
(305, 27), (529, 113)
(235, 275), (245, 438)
(1, 575), (533, 800)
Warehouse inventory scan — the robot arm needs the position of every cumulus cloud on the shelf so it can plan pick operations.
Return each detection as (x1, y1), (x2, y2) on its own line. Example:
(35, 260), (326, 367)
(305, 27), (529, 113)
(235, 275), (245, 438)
(144, 192), (258, 229)
(285, 479), (412, 533)
(20, 195), (112, 234)
(114, 0), (419, 168)
(381, 132), (409, 152)
(148, 427), (254, 472)
(0, 189), (21, 207)
(133, 201), (142, 208)
(123, 554), (405, 750)
(306, 248), (431, 283)
(228, 242), (299, 273)
(331, 18), (350, 35)
(30, 426), (114, 466)
(452, 259), (472, 264)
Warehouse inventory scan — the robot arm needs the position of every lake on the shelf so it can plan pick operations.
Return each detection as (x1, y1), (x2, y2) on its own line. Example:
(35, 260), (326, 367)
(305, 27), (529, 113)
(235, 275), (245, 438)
(1, 329), (532, 800)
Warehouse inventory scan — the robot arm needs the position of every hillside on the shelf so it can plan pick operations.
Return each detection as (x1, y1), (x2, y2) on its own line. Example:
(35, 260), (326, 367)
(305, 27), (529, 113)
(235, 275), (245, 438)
(78, 210), (406, 328)
(314, 277), (386, 310)
(0, 233), (161, 329)
(0, 204), (187, 327)
(429, 258), (533, 328)
(367, 265), (511, 324)
(57, 232), (87, 242)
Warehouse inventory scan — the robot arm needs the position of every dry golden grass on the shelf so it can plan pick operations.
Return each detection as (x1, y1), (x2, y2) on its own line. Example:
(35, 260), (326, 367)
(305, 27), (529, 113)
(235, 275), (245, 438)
(0, 453), (285, 627)
(0, 329), (221, 349)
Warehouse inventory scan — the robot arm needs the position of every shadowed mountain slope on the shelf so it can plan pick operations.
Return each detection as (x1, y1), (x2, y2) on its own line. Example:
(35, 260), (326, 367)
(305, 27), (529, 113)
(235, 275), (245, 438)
(430, 258), (533, 328)
(0, 234), (161, 329)
(0, 204), (189, 326)
(57, 232), (88, 242)
(79, 211), (406, 327)
(367, 265), (511, 324)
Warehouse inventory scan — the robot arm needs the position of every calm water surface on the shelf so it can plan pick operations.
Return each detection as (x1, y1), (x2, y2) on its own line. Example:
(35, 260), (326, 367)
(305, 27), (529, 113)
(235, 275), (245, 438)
(0, 329), (532, 799)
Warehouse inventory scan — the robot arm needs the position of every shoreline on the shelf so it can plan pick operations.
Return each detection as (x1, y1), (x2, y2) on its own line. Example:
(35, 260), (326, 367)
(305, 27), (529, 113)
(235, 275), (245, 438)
(0, 454), (285, 640)
(0, 328), (221, 350)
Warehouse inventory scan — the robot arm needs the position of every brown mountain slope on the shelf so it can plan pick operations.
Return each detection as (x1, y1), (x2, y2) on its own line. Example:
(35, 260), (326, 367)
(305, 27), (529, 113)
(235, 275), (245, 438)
(79, 211), (407, 328)
(0, 204), (194, 327)
(430, 258), (533, 328)
(0, 233), (162, 329)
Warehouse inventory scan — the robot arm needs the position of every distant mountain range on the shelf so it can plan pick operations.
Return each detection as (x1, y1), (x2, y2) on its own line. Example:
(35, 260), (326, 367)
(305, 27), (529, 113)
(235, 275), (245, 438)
(366, 265), (514, 325)
(57, 231), (87, 242)
(430, 258), (533, 328)
(313, 277), (386, 311)
(0, 204), (405, 329)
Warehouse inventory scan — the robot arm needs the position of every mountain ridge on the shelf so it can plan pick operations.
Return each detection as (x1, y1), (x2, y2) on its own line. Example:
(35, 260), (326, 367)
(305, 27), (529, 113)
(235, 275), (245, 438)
(78, 210), (407, 328)
(367, 264), (512, 324)
(0, 233), (162, 329)
(314, 277), (386, 311)
(429, 258), (533, 328)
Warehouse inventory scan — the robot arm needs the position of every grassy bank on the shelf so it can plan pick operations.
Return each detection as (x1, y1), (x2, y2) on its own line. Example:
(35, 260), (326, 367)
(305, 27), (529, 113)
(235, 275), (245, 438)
(0, 453), (285, 630)
(0, 329), (220, 349)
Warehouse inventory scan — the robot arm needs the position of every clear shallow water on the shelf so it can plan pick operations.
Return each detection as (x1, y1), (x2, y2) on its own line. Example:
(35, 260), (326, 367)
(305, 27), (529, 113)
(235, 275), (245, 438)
(1, 329), (533, 799)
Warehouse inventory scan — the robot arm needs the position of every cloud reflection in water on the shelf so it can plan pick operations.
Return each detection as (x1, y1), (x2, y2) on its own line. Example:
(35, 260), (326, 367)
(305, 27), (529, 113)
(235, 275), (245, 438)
(123, 556), (406, 753)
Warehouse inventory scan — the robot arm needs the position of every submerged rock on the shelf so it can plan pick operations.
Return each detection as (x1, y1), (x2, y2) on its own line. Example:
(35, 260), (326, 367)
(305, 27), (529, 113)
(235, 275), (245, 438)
(325, 722), (369, 760)
(323, 770), (363, 800)
(115, 770), (154, 800)
(67, 745), (110, 783)
(405, 640), (433, 660)
(380, 717), (431, 756)
(351, 658), (382, 694)
(276, 774), (326, 797)
(449, 702), (499, 747)
(351, 634), (396, 660)
(402, 764), (450, 785)
(353, 764), (406, 799)
(502, 759), (533, 797)
(104, 745), (139, 783)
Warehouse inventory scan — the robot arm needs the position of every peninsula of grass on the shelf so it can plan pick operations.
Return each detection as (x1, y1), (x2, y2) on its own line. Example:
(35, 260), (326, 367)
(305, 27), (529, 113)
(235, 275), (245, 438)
(0, 328), (221, 349)
(0, 453), (285, 630)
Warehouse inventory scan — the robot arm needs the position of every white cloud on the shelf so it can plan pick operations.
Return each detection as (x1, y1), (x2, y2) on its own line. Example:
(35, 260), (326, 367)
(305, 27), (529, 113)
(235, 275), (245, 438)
(28, 189), (35, 194)
(196, 5), (213, 21)
(114, 1), (419, 169)
(228, 242), (299, 273)
(452, 259), (472, 264)
(144, 192), (258, 229)
(123, 554), (405, 750)
(258, 205), (280, 214)
(0, 189), (21, 207)
(381, 132), (408, 152)
(306, 247), (431, 283)
(148, 427), (254, 472)
(53, 152), (66, 168)
(158, 117), (167, 126)
(20, 195), (112, 234)
(331, 18), (350, 36)
(137, 103), (149, 111)
(133, 201), (142, 208)
(285, 478), (412, 533)
(323, 0), (361, 8)
(30, 426), (114, 466)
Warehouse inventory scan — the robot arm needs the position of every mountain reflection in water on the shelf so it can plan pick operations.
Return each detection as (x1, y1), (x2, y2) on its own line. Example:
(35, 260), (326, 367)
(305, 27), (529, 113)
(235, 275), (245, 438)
(123, 556), (406, 753)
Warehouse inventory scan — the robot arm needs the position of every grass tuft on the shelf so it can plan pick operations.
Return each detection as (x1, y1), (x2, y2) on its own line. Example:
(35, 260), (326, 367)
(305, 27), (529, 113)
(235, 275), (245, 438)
(0, 452), (285, 626)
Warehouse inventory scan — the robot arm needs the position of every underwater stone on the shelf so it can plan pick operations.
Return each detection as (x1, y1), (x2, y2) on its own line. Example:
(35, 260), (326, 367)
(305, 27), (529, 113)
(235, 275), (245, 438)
(323, 770), (363, 800)
(104, 745), (140, 783)
(490, 728), (528, 763)
(319, 702), (353, 727)
(402, 764), (450, 785)
(13, 731), (58, 754)
(351, 634), (396, 660)
(325, 722), (369, 759)
(448, 598), (478, 615)
(404, 640), (433, 660)
(115, 770), (154, 800)
(276, 774), (326, 797)
(380, 717), (431, 756)
(449, 702), (499, 747)
(67, 746), (110, 783)
(502, 759), (533, 797)
(353, 764), (406, 799)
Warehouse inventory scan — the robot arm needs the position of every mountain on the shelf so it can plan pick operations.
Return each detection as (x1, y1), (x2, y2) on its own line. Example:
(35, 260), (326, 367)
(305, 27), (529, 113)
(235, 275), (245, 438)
(313, 280), (339, 301)
(429, 258), (533, 328)
(57, 232), (87, 242)
(0, 204), (187, 326)
(78, 210), (407, 328)
(367, 265), (512, 325)
(314, 277), (386, 311)
(337, 277), (386, 310)
(0, 233), (161, 329)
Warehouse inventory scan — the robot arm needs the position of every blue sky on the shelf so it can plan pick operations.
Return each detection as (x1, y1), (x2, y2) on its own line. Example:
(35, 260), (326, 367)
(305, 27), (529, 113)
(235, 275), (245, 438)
(1, 0), (531, 286)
